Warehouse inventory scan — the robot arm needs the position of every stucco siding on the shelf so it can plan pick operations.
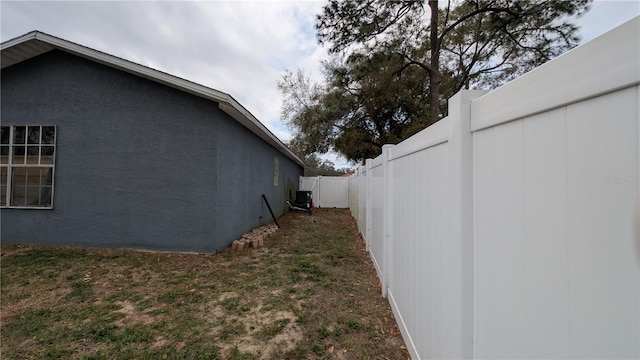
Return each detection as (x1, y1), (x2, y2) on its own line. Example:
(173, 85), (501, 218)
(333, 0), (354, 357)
(215, 115), (300, 247)
(1, 50), (302, 252)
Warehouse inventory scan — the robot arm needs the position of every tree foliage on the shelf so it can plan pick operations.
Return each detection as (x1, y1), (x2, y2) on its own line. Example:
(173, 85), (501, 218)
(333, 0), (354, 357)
(287, 136), (352, 176)
(280, 0), (592, 163)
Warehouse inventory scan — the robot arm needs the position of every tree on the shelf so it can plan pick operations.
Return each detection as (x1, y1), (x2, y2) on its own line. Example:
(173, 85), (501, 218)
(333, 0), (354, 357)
(281, 0), (593, 162)
(280, 55), (430, 162)
(287, 136), (352, 176)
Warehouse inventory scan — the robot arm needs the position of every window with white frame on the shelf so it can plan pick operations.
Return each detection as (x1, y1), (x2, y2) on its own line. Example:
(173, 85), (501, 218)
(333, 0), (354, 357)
(0, 125), (56, 208)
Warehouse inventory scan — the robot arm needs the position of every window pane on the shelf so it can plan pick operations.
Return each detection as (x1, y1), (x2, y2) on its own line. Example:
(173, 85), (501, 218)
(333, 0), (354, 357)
(0, 167), (6, 206)
(12, 167), (27, 186)
(11, 185), (26, 206)
(42, 126), (55, 144)
(12, 146), (25, 164)
(41, 168), (53, 186)
(27, 126), (40, 144)
(0, 127), (9, 144)
(0, 167), (7, 206)
(0, 146), (8, 164)
(26, 168), (41, 186)
(27, 146), (40, 164)
(41, 146), (55, 164)
(26, 186), (40, 206)
(40, 186), (52, 206)
(13, 126), (26, 144)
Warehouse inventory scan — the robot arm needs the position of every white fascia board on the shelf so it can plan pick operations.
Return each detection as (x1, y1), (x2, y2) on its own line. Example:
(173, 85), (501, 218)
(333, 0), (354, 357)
(470, 16), (640, 132)
(218, 100), (305, 167)
(30, 32), (231, 102)
(1, 31), (53, 68)
(0, 31), (38, 50)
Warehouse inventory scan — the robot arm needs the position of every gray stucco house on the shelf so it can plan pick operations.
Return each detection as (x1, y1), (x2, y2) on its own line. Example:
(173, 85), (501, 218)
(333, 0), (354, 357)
(0, 31), (304, 253)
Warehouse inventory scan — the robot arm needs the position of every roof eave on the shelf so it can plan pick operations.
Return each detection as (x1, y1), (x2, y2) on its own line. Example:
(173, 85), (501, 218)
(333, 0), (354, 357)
(1, 31), (305, 168)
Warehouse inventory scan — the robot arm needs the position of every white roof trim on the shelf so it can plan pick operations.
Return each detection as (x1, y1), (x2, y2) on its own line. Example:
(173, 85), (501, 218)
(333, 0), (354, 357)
(1, 30), (305, 167)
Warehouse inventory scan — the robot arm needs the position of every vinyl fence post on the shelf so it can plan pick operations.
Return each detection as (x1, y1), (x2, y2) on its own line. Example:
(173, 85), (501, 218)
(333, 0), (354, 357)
(447, 90), (488, 358)
(365, 159), (373, 252)
(381, 144), (394, 298)
(348, 171), (353, 213)
(316, 175), (322, 208)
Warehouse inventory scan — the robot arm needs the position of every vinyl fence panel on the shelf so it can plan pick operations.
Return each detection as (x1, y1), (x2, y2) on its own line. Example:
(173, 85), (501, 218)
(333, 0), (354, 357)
(388, 130), (451, 358)
(318, 176), (349, 208)
(299, 176), (319, 206)
(347, 17), (639, 360)
(300, 176), (349, 208)
(369, 157), (385, 279)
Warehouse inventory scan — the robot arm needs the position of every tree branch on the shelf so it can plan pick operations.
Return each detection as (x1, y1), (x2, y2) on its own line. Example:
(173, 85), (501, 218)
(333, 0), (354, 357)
(504, 29), (550, 61)
(395, 52), (433, 74)
(439, 3), (541, 42)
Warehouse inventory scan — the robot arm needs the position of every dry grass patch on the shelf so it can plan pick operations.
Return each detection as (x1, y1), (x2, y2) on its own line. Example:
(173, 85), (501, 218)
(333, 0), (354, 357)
(1, 209), (408, 359)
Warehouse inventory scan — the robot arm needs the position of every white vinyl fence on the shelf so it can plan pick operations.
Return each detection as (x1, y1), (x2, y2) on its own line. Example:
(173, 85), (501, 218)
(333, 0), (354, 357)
(349, 17), (639, 360)
(299, 176), (349, 208)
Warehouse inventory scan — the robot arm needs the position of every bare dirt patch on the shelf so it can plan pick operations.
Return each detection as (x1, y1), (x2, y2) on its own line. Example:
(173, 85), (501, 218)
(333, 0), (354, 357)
(113, 300), (155, 327)
(1, 209), (408, 359)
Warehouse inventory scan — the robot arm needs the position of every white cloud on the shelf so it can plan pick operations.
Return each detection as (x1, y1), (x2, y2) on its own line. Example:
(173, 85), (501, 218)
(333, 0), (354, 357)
(2, 0), (637, 169)
(0, 0), (328, 140)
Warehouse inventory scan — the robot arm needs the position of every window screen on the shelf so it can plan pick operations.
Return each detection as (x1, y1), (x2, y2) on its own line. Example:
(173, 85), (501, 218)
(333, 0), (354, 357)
(0, 125), (56, 208)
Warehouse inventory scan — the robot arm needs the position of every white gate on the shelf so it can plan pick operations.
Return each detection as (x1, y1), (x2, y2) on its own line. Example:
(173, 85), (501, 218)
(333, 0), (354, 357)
(299, 176), (349, 208)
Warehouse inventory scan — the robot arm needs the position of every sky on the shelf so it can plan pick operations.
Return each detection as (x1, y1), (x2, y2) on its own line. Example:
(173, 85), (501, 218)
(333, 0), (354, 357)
(2, 0), (639, 168)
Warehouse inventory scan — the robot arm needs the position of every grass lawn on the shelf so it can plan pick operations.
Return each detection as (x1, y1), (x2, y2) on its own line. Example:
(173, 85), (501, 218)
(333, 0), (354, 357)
(1, 209), (408, 359)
